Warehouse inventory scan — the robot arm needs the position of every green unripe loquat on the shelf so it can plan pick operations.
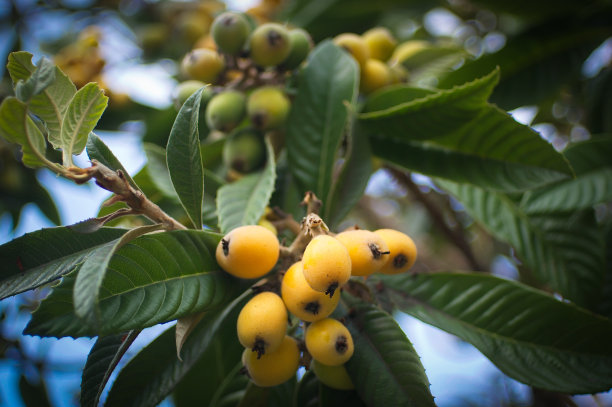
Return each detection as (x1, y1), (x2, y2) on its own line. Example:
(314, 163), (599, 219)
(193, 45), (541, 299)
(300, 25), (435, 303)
(333, 33), (369, 69)
(180, 48), (225, 83)
(311, 360), (354, 390)
(216, 225), (280, 279)
(205, 90), (246, 132)
(237, 292), (287, 358)
(223, 128), (266, 173)
(373, 229), (417, 274)
(305, 318), (354, 366)
(173, 80), (212, 109)
(247, 86), (290, 130)
(335, 229), (390, 276)
(281, 261), (340, 322)
(211, 11), (251, 55)
(360, 59), (392, 94)
(302, 235), (352, 297)
(362, 27), (397, 61)
(281, 28), (313, 70)
(249, 23), (291, 67)
(242, 335), (300, 387)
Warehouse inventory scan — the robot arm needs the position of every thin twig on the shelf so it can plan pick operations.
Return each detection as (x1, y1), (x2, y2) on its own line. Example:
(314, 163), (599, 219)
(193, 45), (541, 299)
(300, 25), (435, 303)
(386, 167), (484, 271)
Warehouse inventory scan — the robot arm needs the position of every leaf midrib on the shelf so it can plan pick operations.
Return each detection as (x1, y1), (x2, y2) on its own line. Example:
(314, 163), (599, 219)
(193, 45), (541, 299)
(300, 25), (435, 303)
(64, 85), (103, 156)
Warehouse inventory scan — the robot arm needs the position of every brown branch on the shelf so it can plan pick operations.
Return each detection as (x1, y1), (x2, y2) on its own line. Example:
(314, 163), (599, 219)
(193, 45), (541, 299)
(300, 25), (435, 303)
(386, 167), (484, 271)
(67, 160), (186, 231)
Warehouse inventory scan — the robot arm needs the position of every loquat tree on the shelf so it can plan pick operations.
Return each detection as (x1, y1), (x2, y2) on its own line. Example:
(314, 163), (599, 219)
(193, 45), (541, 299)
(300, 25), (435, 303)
(0, 0), (611, 406)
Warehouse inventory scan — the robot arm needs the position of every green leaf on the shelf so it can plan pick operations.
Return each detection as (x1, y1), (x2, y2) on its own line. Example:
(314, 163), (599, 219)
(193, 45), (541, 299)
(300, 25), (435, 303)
(342, 301), (435, 407)
(143, 143), (177, 199)
(0, 226), (126, 300)
(73, 224), (164, 326)
(105, 290), (248, 406)
(86, 133), (139, 191)
(166, 87), (206, 229)
(520, 136), (612, 213)
(19, 376), (50, 407)
(376, 272), (612, 394)
(293, 371), (318, 407)
(325, 122), (372, 228)
(14, 57), (56, 102)
(7, 51), (76, 148)
(217, 138), (276, 233)
(80, 330), (140, 407)
(364, 85), (436, 112)
(319, 385), (366, 407)
(60, 82), (108, 166)
(438, 23), (610, 110)
(26, 230), (234, 337)
(286, 41), (358, 212)
(0, 97), (47, 168)
(360, 68), (500, 137)
(439, 180), (605, 309)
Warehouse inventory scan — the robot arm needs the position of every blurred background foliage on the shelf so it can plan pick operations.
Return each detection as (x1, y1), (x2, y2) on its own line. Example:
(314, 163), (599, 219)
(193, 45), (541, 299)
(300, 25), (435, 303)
(0, 0), (611, 405)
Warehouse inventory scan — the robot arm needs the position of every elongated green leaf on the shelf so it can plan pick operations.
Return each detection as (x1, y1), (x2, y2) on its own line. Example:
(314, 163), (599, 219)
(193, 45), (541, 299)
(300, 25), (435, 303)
(0, 97), (47, 168)
(360, 68), (499, 138)
(376, 272), (612, 394)
(293, 371), (318, 407)
(105, 290), (248, 406)
(364, 86), (436, 112)
(26, 230), (234, 337)
(0, 227), (126, 300)
(15, 57), (56, 102)
(80, 330), (140, 407)
(217, 138), (276, 233)
(286, 41), (358, 211)
(342, 301), (435, 407)
(143, 143), (177, 199)
(74, 224), (164, 325)
(167, 87), (206, 229)
(60, 83), (108, 165)
(19, 375), (50, 407)
(7, 51), (76, 147)
(86, 133), (139, 191)
(438, 23), (610, 109)
(326, 122), (372, 228)
(439, 180), (605, 309)
(521, 136), (612, 213)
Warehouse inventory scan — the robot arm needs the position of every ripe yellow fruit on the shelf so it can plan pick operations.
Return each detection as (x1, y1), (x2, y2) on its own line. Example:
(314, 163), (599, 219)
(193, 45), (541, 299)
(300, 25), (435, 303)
(281, 261), (340, 322)
(391, 40), (429, 64)
(305, 318), (354, 366)
(311, 359), (354, 390)
(360, 59), (392, 94)
(216, 225), (280, 279)
(333, 33), (369, 69)
(335, 229), (390, 276)
(180, 48), (225, 83)
(302, 235), (352, 297)
(362, 27), (397, 61)
(373, 229), (417, 274)
(243, 335), (300, 387)
(249, 23), (291, 67)
(237, 292), (287, 358)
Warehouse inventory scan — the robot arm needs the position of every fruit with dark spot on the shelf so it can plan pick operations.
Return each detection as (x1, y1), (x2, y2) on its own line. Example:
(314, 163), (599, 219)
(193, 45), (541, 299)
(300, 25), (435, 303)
(215, 225), (279, 279)
(336, 229), (390, 276)
(211, 11), (251, 55)
(373, 228), (417, 274)
(242, 335), (300, 387)
(237, 292), (287, 358)
(223, 128), (266, 173)
(302, 235), (352, 297)
(249, 23), (291, 67)
(281, 261), (340, 322)
(305, 318), (354, 366)
(247, 86), (290, 130)
(180, 48), (225, 83)
(280, 28), (313, 70)
(205, 90), (246, 132)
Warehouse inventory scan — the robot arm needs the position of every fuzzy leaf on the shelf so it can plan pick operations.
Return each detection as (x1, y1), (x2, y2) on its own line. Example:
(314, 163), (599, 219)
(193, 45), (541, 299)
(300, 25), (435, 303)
(0, 97), (47, 168)
(14, 57), (56, 102)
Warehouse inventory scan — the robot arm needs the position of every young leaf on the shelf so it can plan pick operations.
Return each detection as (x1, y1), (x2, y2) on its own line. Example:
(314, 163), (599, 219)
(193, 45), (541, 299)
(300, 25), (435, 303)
(80, 330), (140, 407)
(375, 272), (612, 394)
(0, 97), (47, 168)
(104, 290), (249, 406)
(14, 57), (56, 102)
(286, 41), (358, 213)
(166, 87), (206, 229)
(26, 230), (235, 337)
(216, 138), (276, 233)
(73, 224), (164, 326)
(342, 301), (435, 407)
(7, 51), (76, 148)
(86, 133), (139, 191)
(60, 82), (108, 166)
(0, 226), (126, 300)
(439, 180), (605, 309)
